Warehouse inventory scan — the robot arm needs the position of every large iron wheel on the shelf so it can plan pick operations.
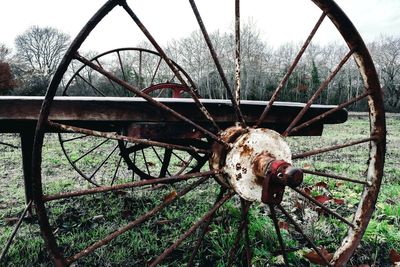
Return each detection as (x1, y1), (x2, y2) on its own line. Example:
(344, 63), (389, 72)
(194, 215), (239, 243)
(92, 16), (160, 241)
(32, 0), (385, 266)
(58, 47), (208, 185)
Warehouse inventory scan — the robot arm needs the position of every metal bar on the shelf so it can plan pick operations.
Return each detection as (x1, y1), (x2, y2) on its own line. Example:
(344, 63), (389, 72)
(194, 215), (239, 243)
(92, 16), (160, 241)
(150, 57), (162, 85)
(276, 204), (332, 266)
(235, 0), (241, 106)
(283, 48), (355, 136)
(175, 156), (193, 176)
(95, 58), (119, 92)
(292, 137), (374, 159)
(291, 187), (355, 228)
(116, 50), (127, 81)
(111, 155), (123, 186)
(88, 144), (119, 180)
(141, 148), (151, 176)
(227, 219), (245, 267)
(20, 130), (35, 214)
(291, 90), (371, 134)
(241, 199), (252, 267)
(302, 169), (370, 186)
(138, 50), (143, 89)
(47, 121), (210, 155)
(60, 134), (88, 143)
(149, 191), (235, 266)
(66, 175), (211, 265)
(76, 73), (106, 97)
(186, 187), (227, 267)
(72, 138), (110, 164)
(227, 199), (251, 267)
(120, 2), (221, 131)
(188, 0), (247, 127)
(0, 141), (19, 149)
(0, 201), (33, 263)
(256, 12), (327, 127)
(74, 53), (226, 146)
(269, 205), (289, 266)
(153, 147), (172, 177)
(43, 170), (217, 202)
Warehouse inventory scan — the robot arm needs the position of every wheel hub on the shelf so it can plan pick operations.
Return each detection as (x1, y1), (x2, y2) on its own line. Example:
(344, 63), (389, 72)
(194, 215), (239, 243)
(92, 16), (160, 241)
(211, 127), (303, 203)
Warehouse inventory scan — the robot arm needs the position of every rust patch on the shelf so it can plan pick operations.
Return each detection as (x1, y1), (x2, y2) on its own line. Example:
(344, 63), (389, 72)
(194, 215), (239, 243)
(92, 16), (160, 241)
(209, 126), (246, 188)
(240, 144), (253, 158)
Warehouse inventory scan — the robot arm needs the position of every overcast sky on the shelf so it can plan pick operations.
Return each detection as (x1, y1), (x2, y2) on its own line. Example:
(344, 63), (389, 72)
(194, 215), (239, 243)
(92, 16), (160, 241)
(1, 0), (399, 53)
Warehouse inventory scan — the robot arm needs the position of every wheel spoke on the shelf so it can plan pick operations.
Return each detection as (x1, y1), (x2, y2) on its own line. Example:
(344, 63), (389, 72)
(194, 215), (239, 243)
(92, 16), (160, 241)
(290, 90), (372, 134)
(158, 148), (172, 177)
(256, 11), (327, 127)
(150, 57), (162, 85)
(302, 169), (370, 186)
(48, 121), (210, 155)
(276, 204), (332, 266)
(120, 2), (221, 132)
(65, 175), (212, 265)
(44, 170), (217, 202)
(122, 143), (148, 155)
(0, 141), (19, 149)
(269, 205), (289, 267)
(291, 187), (355, 228)
(149, 191), (235, 267)
(138, 50), (143, 89)
(141, 148), (152, 176)
(110, 155), (123, 186)
(116, 50), (127, 81)
(241, 199), (252, 267)
(73, 53), (226, 145)
(227, 198), (252, 267)
(76, 73), (106, 96)
(94, 58), (119, 92)
(0, 201), (33, 262)
(88, 144), (119, 180)
(292, 137), (375, 160)
(235, 0), (241, 106)
(189, 0), (247, 127)
(72, 138), (110, 164)
(283, 48), (356, 136)
(151, 146), (171, 177)
(186, 187), (227, 267)
(60, 134), (89, 143)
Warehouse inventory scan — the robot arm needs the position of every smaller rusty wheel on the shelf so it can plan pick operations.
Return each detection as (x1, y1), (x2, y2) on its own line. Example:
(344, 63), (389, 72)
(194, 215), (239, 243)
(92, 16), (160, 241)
(58, 47), (208, 185)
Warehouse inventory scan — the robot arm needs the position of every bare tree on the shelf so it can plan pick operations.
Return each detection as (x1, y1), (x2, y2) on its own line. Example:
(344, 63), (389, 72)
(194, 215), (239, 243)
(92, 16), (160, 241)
(0, 43), (11, 62)
(371, 36), (400, 111)
(12, 26), (70, 95)
(15, 25), (70, 76)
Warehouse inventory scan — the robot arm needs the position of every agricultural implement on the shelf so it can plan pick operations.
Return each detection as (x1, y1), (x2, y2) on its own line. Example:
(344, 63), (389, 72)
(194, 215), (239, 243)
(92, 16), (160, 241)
(0, 0), (385, 266)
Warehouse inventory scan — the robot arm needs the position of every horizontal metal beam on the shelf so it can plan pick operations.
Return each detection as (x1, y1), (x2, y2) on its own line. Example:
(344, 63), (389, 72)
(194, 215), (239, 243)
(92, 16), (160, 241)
(0, 96), (347, 136)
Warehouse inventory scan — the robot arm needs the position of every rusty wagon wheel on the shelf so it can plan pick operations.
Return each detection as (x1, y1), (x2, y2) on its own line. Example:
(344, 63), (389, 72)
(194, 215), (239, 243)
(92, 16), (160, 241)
(32, 0), (385, 266)
(58, 47), (208, 185)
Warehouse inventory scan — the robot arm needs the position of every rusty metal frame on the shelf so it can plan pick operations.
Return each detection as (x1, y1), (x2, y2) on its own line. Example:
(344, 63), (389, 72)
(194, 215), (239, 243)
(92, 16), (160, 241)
(23, 0), (386, 266)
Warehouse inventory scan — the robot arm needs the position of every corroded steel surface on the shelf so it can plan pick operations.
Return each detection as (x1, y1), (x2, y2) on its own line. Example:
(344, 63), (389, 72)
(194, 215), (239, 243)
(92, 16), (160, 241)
(20, 0), (386, 266)
(223, 128), (291, 202)
(0, 96), (347, 135)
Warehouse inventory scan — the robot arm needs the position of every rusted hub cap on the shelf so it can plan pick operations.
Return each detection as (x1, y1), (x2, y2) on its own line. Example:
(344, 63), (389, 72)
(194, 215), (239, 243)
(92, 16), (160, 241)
(211, 127), (303, 203)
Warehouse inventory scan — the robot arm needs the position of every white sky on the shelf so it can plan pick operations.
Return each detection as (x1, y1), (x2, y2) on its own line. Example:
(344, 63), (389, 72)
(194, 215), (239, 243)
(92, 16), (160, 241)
(1, 0), (399, 53)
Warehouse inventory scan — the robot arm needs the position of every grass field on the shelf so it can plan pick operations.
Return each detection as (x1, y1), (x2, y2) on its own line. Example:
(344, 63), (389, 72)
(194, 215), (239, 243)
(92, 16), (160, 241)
(0, 115), (399, 266)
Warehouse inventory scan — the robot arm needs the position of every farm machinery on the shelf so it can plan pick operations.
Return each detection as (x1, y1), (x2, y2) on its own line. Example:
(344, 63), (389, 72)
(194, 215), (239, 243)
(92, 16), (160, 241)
(0, 0), (385, 266)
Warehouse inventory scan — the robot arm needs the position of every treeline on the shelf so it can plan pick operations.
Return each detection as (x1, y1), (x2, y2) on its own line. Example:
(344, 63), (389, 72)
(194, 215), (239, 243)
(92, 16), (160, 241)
(0, 24), (399, 112)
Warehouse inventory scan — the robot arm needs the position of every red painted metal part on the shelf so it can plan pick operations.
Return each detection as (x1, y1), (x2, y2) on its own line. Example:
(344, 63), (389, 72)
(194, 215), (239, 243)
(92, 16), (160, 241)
(252, 154), (304, 205)
(141, 82), (189, 98)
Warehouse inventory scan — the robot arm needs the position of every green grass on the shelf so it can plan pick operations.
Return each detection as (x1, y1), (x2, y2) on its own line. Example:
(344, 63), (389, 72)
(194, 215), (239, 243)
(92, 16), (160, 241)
(1, 116), (399, 266)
